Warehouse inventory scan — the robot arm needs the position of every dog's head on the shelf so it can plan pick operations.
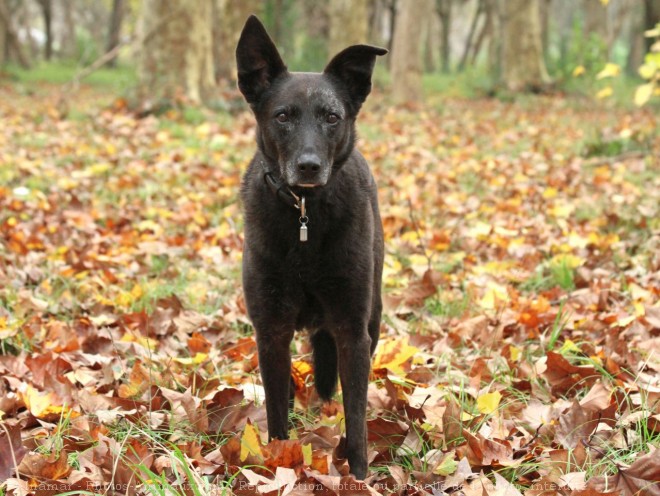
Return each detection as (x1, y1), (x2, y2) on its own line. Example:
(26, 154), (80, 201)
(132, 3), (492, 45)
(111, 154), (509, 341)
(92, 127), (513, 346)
(236, 15), (386, 189)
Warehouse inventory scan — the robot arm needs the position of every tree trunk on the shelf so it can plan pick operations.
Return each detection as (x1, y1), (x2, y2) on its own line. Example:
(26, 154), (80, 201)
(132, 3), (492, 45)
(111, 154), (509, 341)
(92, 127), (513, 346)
(470, 0), (493, 66)
(626, 7), (644, 74)
(458, 0), (484, 71)
(60, 0), (77, 58)
(0, 0), (29, 67)
(213, 0), (260, 81)
(437, 0), (452, 73)
(423, 10), (439, 71)
(329, 0), (369, 56)
(387, 0), (397, 57)
(556, 0), (576, 70)
(137, 0), (216, 107)
(391, 0), (432, 103)
(105, 0), (125, 67)
(499, 0), (551, 92)
(37, 0), (53, 60)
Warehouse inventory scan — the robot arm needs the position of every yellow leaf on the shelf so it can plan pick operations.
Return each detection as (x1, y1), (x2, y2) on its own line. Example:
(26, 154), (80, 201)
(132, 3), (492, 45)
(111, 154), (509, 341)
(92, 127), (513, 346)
(572, 65), (586, 77)
(596, 86), (613, 99)
(87, 162), (111, 175)
(433, 452), (459, 476)
(509, 346), (522, 362)
(634, 83), (654, 107)
(174, 353), (208, 365)
(550, 253), (584, 269)
(639, 63), (656, 80)
(467, 221), (492, 239)
(240, 422), (263, 462)
(600, 0), (609, 4)
(21, 385), (78, 419)
(559, 339), (580, 354)
(596, 63), (620, 80)
(478, 282), (509, 310)
(302, 443), (313, 465)
(476, 391), (502, 415)
(542, 187), (558, 199)
(373, 337), (419, 375)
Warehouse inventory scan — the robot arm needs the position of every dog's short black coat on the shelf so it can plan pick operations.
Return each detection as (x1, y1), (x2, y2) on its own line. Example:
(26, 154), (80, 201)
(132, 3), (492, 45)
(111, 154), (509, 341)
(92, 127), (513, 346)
(236, 15), (386, 480)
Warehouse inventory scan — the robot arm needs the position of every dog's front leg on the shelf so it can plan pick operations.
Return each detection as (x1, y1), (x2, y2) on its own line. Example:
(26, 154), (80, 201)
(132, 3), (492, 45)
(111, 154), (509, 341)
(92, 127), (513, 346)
(256, 328), (294, 440)
(337, 329), (371, 480)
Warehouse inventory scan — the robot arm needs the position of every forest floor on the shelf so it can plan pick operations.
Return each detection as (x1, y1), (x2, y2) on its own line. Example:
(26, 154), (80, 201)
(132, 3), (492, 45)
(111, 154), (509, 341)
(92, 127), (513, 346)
(1, 81), (659, 496)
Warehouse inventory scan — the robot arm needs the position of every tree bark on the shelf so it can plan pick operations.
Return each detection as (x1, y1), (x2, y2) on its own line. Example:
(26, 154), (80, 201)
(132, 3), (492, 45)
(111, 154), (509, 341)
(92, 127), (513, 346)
(328, 0), (369, 57)
(37, 0), (53, 60)
(458, 0), (484, 71)
(137, 0), (216, 106)
(212, 0), (260, 81)
(498, 0), (551, 92)
(391, 0), (432, 103)
(60, 0), (77, 58)
(470, 0), (493, 66)
(105, 0), (125, 67)
(0, 0), (29, 67)
(437, 0), (452, 73)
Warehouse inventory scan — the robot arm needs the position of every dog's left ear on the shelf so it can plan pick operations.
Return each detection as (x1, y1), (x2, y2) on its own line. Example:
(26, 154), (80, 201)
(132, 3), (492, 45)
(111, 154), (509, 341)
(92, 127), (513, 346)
(236, 15), (288, 106)
(324, 45), (387, 110)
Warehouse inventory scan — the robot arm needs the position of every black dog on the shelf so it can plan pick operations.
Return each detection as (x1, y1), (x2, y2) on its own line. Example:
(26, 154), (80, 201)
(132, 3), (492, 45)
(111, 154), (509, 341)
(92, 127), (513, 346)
(236, 16), (386, 480)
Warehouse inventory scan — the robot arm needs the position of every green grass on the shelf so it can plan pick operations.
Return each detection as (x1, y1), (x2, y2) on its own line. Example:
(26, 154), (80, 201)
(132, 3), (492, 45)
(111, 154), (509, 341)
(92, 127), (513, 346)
(6, 60), (136, 90)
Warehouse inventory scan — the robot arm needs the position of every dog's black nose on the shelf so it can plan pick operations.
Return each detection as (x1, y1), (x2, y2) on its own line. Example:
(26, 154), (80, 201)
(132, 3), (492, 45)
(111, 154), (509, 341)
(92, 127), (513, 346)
(295, 153), (323, 185)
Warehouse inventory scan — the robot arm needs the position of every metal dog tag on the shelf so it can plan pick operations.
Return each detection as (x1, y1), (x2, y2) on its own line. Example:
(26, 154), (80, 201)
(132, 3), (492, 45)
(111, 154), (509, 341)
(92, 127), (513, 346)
(300, 223), (308, 242)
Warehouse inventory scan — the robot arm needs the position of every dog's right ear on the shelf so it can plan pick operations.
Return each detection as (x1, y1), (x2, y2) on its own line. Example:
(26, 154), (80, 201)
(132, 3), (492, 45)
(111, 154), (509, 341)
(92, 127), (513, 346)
(236, 15), (288, 106)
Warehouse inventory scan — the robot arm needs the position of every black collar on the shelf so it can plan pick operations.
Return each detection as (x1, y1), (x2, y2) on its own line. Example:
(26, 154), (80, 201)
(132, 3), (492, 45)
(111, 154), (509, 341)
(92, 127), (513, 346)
(261, 161), (301, 209)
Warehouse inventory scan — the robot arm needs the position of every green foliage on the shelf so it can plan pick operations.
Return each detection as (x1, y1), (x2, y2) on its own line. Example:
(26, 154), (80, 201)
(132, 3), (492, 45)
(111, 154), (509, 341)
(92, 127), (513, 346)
(6, 61), (136, 90)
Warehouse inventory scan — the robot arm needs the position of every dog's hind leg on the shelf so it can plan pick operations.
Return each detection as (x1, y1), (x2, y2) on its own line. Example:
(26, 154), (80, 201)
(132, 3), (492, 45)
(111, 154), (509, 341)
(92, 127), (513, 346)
(256, 328), (295, 440)
(311, 328), (338, 401)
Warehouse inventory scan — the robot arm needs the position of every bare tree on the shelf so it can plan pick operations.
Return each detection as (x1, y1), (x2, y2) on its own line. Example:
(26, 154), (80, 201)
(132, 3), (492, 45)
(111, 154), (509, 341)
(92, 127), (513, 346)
(458, 0), (484, 71)
(391, 0), (432, 103)
(137, 0), (216, 106)
(497, 0), (551, 92)
(212, 0), (260, 81)
(59, 0), (76, 58)
(105, 0), (125, 67)
(36, 0), (53, 60)
(0, 0), (29, 67)
(437, 0), (452, 73)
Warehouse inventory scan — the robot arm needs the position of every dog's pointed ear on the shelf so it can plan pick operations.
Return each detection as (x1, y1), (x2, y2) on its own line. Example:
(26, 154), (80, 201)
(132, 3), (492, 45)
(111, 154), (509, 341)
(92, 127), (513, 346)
(324, 45), (387, 110)
(236, 15), (288, 106)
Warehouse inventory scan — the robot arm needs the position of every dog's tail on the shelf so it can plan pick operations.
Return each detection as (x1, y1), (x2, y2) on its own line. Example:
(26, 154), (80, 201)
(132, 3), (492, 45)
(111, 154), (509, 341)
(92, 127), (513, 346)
(311, 329), (338, 401)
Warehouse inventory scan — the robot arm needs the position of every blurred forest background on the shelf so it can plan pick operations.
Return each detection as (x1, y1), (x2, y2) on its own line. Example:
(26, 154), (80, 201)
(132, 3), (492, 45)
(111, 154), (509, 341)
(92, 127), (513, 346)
(1, 0), (659, 107)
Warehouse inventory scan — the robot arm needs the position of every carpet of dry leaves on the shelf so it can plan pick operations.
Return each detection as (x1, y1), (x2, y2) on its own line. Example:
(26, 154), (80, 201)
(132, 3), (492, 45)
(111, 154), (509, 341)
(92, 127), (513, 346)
(0, 82), (659, 496)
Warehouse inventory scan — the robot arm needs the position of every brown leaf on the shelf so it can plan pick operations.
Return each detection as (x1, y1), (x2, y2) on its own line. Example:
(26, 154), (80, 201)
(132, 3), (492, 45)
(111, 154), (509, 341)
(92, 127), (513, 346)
(0, 424), (28, 481)
(17, 451), (72, 481)
(542, 352), (597, 396)
(556, 401), (600, 449)
(588, 448), (660, 496)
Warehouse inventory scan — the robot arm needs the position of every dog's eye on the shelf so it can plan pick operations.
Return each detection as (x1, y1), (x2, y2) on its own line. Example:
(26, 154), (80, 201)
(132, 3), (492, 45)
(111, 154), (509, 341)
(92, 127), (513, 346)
(276, 112), (288, 123)
(326, 113), (339, 124)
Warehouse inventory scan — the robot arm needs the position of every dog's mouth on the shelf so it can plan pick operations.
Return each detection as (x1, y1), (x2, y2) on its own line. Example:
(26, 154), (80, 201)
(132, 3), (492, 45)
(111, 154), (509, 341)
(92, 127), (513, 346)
(297, 183), (320, 188)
